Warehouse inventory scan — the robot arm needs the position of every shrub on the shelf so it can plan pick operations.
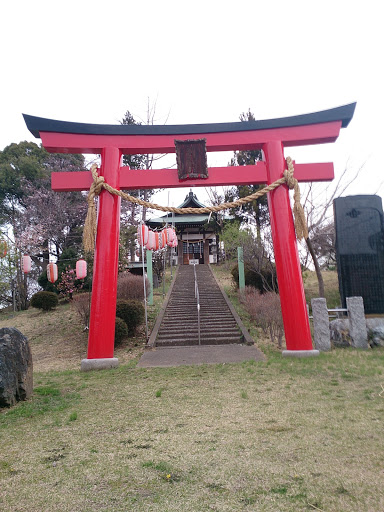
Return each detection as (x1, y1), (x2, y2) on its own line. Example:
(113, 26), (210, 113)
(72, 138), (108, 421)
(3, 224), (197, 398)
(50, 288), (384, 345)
(239, 286), (284, 348)
(116, 299), (145, 336)
(56, 266), (84, 301)
(30, 291), (59, 311)
(72, 293), (91, 329)
(232, 264), (277, 294)
(115, 316), (128, 344)
(37, 272), (57, 293)
(117, 272), (150, 301)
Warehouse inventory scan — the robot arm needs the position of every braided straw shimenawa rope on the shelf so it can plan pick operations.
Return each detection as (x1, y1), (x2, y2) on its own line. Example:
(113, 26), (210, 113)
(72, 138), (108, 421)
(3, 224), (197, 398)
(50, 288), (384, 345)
(82, 157), (308, 253)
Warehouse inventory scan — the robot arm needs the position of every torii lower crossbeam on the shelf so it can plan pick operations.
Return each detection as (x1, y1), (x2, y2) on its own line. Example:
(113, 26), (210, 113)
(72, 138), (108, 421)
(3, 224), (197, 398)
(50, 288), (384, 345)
(23, 103), (356, 368)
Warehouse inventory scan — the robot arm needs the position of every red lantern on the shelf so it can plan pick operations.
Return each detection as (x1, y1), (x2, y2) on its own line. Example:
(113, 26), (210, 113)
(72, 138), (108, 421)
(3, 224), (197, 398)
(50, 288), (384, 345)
(76, 259), (87, 279)
(137, 224), (149, 246)
(161, 229), (168, 248)
(22, 255), (32, 273)
(0, 239), (7, 258)
(47, 262), (58, 283)
(154, 232), (160, 251)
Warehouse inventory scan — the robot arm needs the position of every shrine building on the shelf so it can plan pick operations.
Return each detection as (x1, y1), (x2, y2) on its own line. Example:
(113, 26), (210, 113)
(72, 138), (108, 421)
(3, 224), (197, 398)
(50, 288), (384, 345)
(146, 190), (218, 265)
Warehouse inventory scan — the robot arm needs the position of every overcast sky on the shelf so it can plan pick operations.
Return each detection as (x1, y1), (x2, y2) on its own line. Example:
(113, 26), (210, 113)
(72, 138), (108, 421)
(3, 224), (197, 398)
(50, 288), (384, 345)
(1, 0), (383, 210)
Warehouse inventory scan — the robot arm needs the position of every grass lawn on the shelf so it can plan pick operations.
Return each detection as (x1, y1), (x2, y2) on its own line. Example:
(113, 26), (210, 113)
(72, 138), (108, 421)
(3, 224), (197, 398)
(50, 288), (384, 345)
(1, 267), (384, 511)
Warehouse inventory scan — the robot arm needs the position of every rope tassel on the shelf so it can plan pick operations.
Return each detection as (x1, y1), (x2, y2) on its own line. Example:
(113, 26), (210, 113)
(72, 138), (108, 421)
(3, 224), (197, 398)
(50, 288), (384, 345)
(83, 165), (105, 254)
(83, 198), (97, 254)
(82, 159), (309, 253)
(284, 157), (309, 241)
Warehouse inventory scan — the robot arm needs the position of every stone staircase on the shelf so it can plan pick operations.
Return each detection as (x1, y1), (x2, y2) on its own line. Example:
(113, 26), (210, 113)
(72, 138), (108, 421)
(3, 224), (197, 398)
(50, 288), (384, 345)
(154, 264), (245, 347)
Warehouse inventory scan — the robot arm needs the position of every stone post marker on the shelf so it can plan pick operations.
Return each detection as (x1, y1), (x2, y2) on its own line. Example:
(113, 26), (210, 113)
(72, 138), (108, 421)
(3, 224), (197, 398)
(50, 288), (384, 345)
(311, 298), (331, 351)
(146, 249), (153, 306)
(237, 247), (245, 291)
(346, 296), (368, 349)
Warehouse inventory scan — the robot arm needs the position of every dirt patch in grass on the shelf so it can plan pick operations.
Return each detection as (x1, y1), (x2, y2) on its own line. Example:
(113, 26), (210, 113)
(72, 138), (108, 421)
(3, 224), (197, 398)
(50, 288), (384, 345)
(0, 269), (174, 372)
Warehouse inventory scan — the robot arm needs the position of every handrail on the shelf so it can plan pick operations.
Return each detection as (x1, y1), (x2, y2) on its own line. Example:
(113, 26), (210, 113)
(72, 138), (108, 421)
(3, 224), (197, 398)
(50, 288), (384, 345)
(193, 264), (201, 345)
(308, 304), (348, 320)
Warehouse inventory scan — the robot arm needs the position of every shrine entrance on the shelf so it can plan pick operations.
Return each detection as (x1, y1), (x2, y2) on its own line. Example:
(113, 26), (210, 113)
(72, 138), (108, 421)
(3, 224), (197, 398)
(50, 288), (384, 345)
(146, 190), (218, 266)
(23, 103), (356, 370)
(182, 242), (204, 266)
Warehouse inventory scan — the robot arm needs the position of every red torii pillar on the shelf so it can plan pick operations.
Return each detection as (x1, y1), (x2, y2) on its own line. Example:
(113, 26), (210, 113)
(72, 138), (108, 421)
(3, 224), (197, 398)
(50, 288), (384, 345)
(23, 103), (355, 369)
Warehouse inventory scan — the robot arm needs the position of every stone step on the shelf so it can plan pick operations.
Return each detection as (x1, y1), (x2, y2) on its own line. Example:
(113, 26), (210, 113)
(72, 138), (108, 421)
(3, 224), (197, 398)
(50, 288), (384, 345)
(164, 306), (230, 311)
(166, 301), (228, 306)
(162, 312), (235, 318)
(155, 336), (243, 347)
(157, 328), (241, 338)
(163, 311), (235, 317)
(161, 321), (238, 328)
(164, 310), (230, 316)
(162, 318), (236, 324)
(160, 319), (237, 326)
(154, 264), (245, 348)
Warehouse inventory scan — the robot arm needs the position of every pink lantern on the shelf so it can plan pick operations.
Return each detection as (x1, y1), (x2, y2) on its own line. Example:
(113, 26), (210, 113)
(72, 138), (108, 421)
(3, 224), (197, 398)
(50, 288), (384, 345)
(166, 227), (174, 246)
(47, 262), (58, 283)
(166, 227), (177, 247)
(137, 224), (149, 246)
(22, 255), (32, 273)
(171, 237), (178, 248)
(76, 259), (87, 279)
(146, 230), (156, 251)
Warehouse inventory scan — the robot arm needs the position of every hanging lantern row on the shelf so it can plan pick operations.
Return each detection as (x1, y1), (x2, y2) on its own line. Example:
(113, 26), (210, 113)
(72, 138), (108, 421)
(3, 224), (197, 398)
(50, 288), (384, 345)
(22, 256), (87, 282)
(0, 239), (7, 258)
(137, 225), (178, 251)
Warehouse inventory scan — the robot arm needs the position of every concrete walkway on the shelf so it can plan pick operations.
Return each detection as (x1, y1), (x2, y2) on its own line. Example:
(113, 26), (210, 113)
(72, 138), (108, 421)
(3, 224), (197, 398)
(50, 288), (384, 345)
(137, 344), (266, 368)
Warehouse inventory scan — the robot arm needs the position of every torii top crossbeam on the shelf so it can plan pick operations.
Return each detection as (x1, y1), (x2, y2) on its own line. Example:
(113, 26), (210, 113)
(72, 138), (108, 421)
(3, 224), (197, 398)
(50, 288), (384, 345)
(24, 103), (356, 368)
(24, 103), (355, 154)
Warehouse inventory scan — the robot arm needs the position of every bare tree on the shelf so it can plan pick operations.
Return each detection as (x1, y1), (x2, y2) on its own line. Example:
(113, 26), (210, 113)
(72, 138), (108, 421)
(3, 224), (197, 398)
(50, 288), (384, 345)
(120, 99), (168, 261)
(300, 161), (365, 297)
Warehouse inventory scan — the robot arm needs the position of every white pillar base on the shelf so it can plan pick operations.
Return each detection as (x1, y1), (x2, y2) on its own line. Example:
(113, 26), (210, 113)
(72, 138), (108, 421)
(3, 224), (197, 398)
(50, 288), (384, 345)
(282, 350), (320, 358)
(81, 358), (119, 371)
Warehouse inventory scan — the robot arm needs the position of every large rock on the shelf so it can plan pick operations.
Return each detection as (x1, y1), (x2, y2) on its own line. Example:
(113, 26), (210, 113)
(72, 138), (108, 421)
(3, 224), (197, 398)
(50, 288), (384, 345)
(329, 318), (351, 347)
(0, 327), (33, 408)
(329, 317), (384, 348)
(366, 318), (384, 347)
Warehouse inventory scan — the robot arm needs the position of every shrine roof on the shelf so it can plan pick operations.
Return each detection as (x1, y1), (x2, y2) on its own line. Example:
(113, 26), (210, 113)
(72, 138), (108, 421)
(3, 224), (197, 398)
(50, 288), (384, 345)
(23, 103), (356, 138)
(147, 191), (212, 227)
(147, 214), (210, 226)
(177, 190), (207, 209)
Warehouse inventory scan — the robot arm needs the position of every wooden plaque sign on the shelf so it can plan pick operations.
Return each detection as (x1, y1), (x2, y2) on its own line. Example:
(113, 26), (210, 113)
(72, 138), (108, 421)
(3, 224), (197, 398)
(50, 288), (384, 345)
(175, 138), (208, 180)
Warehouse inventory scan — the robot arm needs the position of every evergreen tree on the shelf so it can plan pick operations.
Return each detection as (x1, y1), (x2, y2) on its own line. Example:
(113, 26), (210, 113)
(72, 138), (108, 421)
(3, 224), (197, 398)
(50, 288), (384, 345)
(227, 110), (269, 239)
(120, 110), (156, 261)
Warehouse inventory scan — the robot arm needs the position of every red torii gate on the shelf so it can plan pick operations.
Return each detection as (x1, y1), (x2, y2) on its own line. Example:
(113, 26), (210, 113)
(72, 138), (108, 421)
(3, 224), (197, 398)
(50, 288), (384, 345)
(24, 103), (355, 369)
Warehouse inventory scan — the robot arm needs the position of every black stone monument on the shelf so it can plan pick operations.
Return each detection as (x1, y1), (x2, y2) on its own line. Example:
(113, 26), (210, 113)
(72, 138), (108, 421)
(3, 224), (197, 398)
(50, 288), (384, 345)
(334, 195), (384, 314)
